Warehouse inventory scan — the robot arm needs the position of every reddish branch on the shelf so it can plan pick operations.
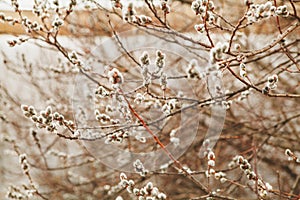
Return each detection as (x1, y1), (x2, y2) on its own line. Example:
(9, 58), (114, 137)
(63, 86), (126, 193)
(118, 88), (210, 194)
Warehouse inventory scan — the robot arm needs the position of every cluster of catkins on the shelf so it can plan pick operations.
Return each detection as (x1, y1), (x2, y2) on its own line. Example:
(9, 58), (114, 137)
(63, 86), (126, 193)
(229, 155), (273, 198)
(246, 1), (289, 23)
(192, 0), (216, 33)
(119, 173), (167, 200)
(262, 74), (278, 94)
(21, 105), (75, 132)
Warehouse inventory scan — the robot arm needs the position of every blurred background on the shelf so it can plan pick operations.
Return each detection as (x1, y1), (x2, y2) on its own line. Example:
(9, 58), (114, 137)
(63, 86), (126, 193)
(0, 0), (300, 199)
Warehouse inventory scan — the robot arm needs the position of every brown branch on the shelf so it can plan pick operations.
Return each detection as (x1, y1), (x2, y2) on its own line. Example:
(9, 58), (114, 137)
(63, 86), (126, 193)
(203, 0), (214, 47)
(118, 88), (209, 193)
(144, 0), (169, 28)
(227, 8), (248, 53)
(273, 0), (283, 34)
(219, 21), (299, 65)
